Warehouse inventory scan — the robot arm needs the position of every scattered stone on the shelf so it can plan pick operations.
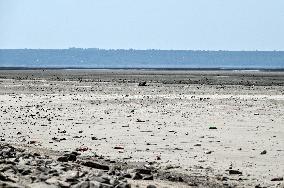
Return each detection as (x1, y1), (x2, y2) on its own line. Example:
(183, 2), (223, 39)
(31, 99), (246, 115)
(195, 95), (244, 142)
(138, 81), (147, 86)
(147, 185), (157, 188)
(134, 168), (151, 175)
(136, 119), (145, 122)
(123, 173), (132, 178)
(82, 161), (110, 170)
(132, 172), (143, 180)
(260, 150), (267, 155)
(114, 146), (124, 150)
(194, 144), (201, 146)
(271, 177), (283, 181)
(229, 170), (242, 175)
(57, 156), (68, 162)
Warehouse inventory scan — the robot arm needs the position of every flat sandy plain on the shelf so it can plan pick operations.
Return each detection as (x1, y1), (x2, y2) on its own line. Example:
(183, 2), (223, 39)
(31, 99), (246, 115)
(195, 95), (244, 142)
(0, 70), (284, 187)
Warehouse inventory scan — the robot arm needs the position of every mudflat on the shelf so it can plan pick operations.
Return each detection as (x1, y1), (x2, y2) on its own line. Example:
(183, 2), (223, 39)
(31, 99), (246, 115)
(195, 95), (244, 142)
(0, 70), (283, 187)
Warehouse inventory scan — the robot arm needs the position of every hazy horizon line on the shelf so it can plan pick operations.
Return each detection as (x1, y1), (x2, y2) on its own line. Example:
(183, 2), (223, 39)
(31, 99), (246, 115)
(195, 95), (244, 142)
(1, 48), (284, 52)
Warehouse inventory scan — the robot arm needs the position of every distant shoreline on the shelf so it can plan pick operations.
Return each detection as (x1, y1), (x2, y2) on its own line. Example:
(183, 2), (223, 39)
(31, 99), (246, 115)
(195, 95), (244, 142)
(0, 67), (284, 72)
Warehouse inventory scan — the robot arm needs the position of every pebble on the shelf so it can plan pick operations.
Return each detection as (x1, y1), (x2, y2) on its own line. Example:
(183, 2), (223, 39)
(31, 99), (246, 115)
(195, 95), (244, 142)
(82, 161), (110, 170)
(271, 177), (283, 181)
(260, 150), (267, 155)
(229, 170), (242, 175)
(132, 172), (143, 180)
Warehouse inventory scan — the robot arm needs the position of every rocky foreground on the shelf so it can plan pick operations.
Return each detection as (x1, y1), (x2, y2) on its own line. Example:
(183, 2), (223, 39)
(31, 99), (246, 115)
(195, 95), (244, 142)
(0, 143), (227, 188)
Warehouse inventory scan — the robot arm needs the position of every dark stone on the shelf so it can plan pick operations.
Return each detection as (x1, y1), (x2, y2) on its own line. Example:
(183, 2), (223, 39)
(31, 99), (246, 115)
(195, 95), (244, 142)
(67, 154), (77, 161)
(138, 81), (147, 86)
(0, 172), (9, 181)
(271, 177), (283, 181)
(134, 168), (151, 175)
(132, 172), (143, 180)
(0, 181), (24, 188)
(57, 156), (68, 162)
(82, 161), (109, 170)
(229, 170), (242, 175)
(260, 150), (267, 155)
(123, 173), (132, 178)
(147, 185), (157, 188)
(21, 169), (32, 176)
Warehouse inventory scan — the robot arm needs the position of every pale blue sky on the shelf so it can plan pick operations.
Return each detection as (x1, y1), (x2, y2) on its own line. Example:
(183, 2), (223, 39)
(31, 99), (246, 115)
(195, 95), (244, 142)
(1, 0), (284, 50)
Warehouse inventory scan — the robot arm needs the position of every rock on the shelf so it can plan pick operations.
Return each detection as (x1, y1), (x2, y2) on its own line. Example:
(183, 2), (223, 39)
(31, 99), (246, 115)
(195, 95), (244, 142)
(271, 177), (283, 181)
(114, 146), (124, 150)
(136, 119), (145, 122)
(28, 141), (37, 145)
(123, 173), (132, 178)
(58, 153), (77, 162)
(132, 172), (143, 180)
(21, 169), (32, 176)
(0, 181), (24, 188)
(134, 168), (151, 175)
(138, 81), (147, 86)
(147, 185), (157, 188)
(260, 150), (267, 155)
(68, 154), (77, 161)
(82, 161), (110, 170)
(229, 170), (242, 175)
(57, 156), (68, 162)
(209, 127), (217, 129)
(0, 172), (15, 182)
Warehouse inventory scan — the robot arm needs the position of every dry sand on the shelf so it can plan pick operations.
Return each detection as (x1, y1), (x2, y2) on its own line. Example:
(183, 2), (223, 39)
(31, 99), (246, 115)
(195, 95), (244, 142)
(0, 70), (283, 187)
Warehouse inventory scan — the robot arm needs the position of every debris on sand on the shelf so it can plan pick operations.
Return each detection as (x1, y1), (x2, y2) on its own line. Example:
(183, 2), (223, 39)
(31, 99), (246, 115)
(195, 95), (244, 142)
(271, 177), (283, 181)
(138, 81), (147, 86)
(260, 150), (267, 155)
(229, 170), (242, 175)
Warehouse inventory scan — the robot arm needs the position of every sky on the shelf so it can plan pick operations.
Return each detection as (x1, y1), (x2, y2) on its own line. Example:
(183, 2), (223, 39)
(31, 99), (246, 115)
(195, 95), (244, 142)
(0, 0), (284, 50)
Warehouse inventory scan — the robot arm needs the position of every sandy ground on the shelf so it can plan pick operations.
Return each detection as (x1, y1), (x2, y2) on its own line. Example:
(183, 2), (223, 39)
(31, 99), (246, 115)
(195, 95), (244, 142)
(0, 70), (284, 187)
